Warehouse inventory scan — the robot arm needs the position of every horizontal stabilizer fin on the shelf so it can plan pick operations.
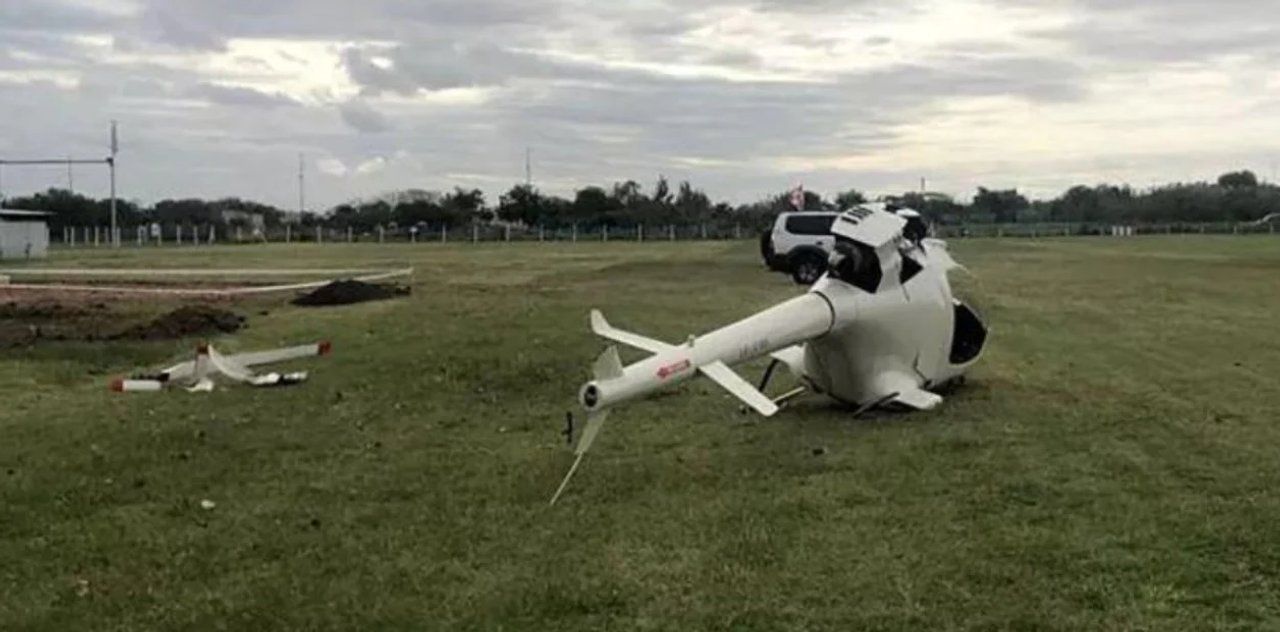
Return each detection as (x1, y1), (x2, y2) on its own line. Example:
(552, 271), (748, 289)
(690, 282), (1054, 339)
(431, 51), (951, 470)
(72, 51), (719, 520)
(590, 310), (672, 354)
(700, 361), (779, 417)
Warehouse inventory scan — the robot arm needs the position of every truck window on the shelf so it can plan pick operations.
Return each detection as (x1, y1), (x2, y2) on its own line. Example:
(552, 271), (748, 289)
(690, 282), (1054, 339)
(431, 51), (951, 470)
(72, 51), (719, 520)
(785, 215), (836, 236)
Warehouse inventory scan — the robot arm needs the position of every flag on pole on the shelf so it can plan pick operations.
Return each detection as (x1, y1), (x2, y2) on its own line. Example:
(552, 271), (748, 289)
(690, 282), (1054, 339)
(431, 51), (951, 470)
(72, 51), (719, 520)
(789, 184), (805, 211)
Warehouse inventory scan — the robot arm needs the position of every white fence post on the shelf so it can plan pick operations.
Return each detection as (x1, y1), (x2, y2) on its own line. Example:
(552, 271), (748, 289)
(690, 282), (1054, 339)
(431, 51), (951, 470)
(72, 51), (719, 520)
(638, 225), (643, 242)
(504, 225), (511, 242)
(603, 225), (609, 242)
(208, 225), (215, 244)
(572, 223), (578, 243)
(472, 224), (479, 243)
(441, 225), (447, 243)
(700, 224), (707, 240)
(347, 226), (353, 243)
(539, 226), (544, 242)
(285, 225), (291, 243)
(669, 224), (675, 241)
(136, 227), (142, 247)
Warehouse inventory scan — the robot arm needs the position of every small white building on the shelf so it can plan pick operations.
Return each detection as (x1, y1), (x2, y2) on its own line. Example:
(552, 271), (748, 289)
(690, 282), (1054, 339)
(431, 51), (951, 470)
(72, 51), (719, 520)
(0, 209), (51, 259)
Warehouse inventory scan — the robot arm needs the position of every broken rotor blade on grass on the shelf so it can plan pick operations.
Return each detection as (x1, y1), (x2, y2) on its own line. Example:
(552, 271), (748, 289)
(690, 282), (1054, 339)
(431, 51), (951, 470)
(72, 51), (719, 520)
(110, 341), (331, 393)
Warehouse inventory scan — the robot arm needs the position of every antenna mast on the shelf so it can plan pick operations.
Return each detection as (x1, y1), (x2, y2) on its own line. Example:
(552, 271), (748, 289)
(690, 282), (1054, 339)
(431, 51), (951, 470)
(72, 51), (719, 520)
(298, 153), (305, 215)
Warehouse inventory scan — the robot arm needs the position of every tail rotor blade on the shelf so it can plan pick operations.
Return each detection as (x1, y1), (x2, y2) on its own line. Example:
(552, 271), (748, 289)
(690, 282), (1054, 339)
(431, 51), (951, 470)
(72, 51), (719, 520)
(575, 409), (609, 456)
(550, 409), (609, 505)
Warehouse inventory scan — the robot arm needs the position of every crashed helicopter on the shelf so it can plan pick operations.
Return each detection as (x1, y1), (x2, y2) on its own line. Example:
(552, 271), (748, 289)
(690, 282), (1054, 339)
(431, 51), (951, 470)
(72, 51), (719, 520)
(551, 203), (988, 504)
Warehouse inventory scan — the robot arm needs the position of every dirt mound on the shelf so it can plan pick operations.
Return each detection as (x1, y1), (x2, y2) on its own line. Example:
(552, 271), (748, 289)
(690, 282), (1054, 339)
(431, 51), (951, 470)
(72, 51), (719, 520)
(292, 280), (409, 307)
(113, 305), (245, 340)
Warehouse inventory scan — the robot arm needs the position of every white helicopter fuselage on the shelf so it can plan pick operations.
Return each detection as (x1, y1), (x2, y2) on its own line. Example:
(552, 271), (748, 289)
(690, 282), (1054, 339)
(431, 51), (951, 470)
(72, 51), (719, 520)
(552, 204), (989, 503)
(797, 242), (974, 410)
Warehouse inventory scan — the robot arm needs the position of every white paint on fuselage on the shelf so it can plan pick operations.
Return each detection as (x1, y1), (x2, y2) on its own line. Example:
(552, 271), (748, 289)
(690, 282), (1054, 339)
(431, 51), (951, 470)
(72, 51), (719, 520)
(802, 241), (964, 407)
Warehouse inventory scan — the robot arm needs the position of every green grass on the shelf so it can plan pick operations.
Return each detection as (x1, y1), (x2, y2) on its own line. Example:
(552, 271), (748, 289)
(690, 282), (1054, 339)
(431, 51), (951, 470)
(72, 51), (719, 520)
(3, 236), (1280, 630)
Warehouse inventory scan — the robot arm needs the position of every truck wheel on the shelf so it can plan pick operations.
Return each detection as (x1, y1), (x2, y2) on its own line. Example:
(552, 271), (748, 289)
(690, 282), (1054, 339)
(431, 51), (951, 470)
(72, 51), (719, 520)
(790, 251), (827, 285)
(759, 231), (775, 267)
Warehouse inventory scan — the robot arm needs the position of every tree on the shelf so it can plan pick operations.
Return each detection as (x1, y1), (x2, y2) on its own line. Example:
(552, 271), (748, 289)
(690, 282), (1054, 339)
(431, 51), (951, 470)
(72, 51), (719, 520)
(889, 192), (963, 224)
(498, 184), (546, 226)
(444, 188), (487, 223)
(673, 181), (711, 224)
(652, 176), (672, 208)
(572, 186), (617, 226)
(5, 188), (140, 229)
(970, 187), (1029, 223)
(834, 189), (867, 209)
(1218, 170), (1258, 189)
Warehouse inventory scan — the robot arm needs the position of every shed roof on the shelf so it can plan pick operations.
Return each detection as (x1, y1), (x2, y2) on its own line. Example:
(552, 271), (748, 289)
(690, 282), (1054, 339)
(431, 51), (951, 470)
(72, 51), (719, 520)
(0, 209), (52, 219)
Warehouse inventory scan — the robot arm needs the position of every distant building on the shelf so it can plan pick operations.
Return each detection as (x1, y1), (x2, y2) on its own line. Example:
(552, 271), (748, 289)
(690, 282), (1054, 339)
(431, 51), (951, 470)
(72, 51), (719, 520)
(0, 209), (50, 259)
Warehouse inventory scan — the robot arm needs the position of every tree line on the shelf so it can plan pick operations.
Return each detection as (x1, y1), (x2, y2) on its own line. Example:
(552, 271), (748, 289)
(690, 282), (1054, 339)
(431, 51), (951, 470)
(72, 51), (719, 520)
(2, 170), (1275, 233)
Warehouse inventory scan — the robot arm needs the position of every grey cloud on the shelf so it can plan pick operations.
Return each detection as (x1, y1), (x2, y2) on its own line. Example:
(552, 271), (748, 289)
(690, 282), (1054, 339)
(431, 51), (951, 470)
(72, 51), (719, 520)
(341, 47), (423, 96)
(1, 0), (1277, 209)
(189, 83), (300, 108)
(340, 41), (631, 93)
(145, 8), (227, 52)
(339, 100), (392, 133)
(701, 49), (764, 69)
(1011, 1), (1280, 64)
(0, 1), (123, 34)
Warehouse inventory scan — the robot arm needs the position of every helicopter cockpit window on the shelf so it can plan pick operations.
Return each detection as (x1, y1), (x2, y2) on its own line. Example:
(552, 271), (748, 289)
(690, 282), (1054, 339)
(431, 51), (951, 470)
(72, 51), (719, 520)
(828, 238), (881, 292)
(899, 251), (923, 284)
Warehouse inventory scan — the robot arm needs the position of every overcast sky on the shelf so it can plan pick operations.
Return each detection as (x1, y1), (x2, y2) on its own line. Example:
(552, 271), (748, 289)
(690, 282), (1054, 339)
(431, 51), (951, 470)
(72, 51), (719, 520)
(1, 0), (1279, 209)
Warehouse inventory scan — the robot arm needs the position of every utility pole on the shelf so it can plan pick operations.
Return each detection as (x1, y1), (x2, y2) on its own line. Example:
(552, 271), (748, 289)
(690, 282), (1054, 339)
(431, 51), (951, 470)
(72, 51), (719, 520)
(298, 153), (305, 216)
(67, 157), (74, 193)
(109, 120), (118, 247)
(920, 177), (926, 194)
(525, 147), (532, 187)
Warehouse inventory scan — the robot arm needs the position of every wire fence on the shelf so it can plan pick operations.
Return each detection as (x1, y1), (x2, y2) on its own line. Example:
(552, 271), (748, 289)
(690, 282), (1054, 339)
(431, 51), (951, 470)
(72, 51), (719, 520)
(50, 223), (753, 247)
(49, 220), (1278, 248)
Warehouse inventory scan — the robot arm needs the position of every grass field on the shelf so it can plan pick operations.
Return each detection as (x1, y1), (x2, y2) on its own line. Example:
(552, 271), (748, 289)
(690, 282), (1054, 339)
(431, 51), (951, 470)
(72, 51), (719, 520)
(3, 236), (1279, 630)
